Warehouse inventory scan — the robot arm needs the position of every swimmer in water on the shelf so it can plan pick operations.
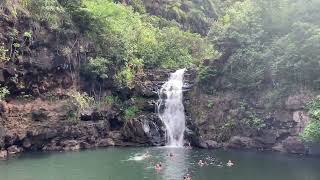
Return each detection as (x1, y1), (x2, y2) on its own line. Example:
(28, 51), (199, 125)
(185, 142), (192, 149)
(169, 152), (174, 157)
(184, 174), (191, 180)
(143, 151), (151, 158)
(198, 160), (204, 166)
(226, 160), (234, 167)
(155, 162), (162, 171)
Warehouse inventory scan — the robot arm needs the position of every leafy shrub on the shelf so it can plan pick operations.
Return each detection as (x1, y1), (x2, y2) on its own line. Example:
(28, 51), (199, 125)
(301, 97), (320, 142)
(198, 66), (219, 86)
(82, 57), (111, 80)
(0, 44), (9, 62)
(115, 58), (143, 87)
(66, 90), (94, 121)
(147, 27), (217, 69)
(26, 0), (70, 29)
(243, 115), (265, 130)
(238, 101), (266, 130)
(94, 95), (122, 110)
(104, 95), (121, 106)
(127, 0), (146, 14)
(23, 31), (32, 38)
(0, 87), (10, 101)
(302, 121), (320, 143)
(68, 90), (93, 110)
(124, 106), (140, 120)
(207, 100), (214, 108)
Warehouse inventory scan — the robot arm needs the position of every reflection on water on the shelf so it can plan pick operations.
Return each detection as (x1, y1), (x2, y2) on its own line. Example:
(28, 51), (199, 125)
(161, 147), (190, 180)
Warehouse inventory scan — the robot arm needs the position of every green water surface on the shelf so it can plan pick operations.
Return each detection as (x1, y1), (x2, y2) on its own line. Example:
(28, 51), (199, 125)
(0, 147), (319, 180)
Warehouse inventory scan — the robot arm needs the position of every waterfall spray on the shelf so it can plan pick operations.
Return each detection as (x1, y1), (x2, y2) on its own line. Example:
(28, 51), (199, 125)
(157, 69), (186, 147)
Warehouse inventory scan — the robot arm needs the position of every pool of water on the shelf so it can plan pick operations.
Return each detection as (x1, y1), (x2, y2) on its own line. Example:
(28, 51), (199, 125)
(0, 147), (319, 180)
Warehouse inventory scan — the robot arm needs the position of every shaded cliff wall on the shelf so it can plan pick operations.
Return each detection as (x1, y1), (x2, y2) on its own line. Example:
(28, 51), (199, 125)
(185, 70), (318, 155)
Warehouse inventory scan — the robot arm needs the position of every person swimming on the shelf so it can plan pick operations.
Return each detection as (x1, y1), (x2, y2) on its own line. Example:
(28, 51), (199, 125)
(185, 142), (192, 149)
(198, 160), (204, 166)
(128, 151), (150, 161)
(184, 174), (191, 180)
(226, 160), (234, 167)
(155, 162), (162, 171)
(169, 152), (174, 157)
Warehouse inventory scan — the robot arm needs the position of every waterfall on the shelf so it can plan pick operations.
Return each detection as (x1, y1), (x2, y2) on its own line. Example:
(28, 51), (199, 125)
(157, 69), (186, 147)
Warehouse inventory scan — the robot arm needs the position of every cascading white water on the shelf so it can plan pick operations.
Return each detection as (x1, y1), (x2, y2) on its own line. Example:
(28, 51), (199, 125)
(157, 69), (186, 147)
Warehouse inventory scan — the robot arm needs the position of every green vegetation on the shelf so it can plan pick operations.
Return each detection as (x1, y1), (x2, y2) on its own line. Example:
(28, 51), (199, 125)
(104, 95), (121, 106)
(61, 0), (214, 87)
(0, 43), (9, 62)
(1, 0), (319, 134)
(94, 95), (122, 110)
(239, 101), (266, 130)
(302, 97), (320, 142)
(5, 0), (319, 93)
(66, 90), (94, 121)
(124, 106), (140, 121)
(138, 0), (224, 35)
(207, 100), (214, 108)
(2, 0), (215, 89)
(0, 87), (10, 101)
(203, 0), (320, 94)
(6, 0), (217, 89)
(25, 0), (71, 29)
(82, 57), (111, 81)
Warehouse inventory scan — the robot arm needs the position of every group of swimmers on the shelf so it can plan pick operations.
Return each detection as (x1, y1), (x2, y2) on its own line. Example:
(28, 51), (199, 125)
(198, 159), (234, 167)
(154, 152), (235, 179)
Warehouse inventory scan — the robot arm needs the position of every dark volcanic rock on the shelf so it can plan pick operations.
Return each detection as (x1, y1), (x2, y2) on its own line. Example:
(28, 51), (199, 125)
(281, 136), (306, 154)
(254, 131), (277, 147)
(0, 70), (5, 83)
(122, 114), (165, 145)
(80, 111), (103, 121)
(205, 140), (222, 149)
(198, 139), (221, 149)
(22, 138), (32, 148)
(97, 138), (115, 147)
(7, 145), (23, 155)
(0, 126), (5, 148)
(61, 140), (80, 151)
(226, 136), (259, 149)
(31, 108), (50, 122)
(4, 133), (19, 147)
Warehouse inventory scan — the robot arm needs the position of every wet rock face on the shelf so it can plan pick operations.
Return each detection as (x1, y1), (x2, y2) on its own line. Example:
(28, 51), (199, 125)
(122, 114), (165, 146)
(21, 121), (120, 152)
(226, 136), (258, 149)
(0, 127), (5, 148)
(281, 136), (306, 154)
(7, 145), (23, 155)
(199, 140), (222, 149)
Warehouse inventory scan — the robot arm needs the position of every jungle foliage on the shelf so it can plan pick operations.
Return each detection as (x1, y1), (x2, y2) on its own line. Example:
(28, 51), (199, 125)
(203, 0), (320, 93)
(302, 97), (320, 142)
